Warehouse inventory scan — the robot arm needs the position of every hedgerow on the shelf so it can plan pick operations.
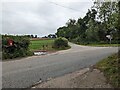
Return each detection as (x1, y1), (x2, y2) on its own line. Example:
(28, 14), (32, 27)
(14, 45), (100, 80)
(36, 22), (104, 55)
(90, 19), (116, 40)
(2, 35), (33, 60)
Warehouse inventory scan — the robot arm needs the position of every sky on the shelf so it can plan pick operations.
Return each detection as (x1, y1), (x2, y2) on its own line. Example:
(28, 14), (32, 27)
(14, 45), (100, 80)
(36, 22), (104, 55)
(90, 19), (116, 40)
(1, 0), (94, 37)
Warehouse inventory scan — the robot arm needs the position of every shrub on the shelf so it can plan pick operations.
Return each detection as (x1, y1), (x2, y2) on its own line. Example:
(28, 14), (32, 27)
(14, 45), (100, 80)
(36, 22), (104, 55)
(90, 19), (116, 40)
(2, 35), (33, 60)
(53, 37), (69, 49)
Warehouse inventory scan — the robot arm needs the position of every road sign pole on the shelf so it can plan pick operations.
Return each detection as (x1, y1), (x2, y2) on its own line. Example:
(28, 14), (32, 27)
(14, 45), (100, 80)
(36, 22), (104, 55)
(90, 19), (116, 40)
(110, 38), (111, 45)
(106, 35), (112, 46)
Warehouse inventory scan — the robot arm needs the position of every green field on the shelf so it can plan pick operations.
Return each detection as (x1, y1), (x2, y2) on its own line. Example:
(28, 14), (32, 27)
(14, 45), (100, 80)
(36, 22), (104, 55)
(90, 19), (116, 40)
(29, 39), (55, 51)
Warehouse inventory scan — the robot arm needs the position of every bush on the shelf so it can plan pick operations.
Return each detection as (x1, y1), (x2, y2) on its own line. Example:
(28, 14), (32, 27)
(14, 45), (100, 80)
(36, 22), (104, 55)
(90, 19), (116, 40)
(53, 37), (69, 49)
(2, 35), (33, 60)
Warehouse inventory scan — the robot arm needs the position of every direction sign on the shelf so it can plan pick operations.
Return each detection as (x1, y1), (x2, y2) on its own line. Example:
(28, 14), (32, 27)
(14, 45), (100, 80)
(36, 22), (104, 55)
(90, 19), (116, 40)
(106, 35), (112, 39)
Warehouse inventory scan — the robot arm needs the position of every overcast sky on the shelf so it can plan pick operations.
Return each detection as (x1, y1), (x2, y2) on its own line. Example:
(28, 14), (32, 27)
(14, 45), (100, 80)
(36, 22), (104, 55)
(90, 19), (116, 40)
(1, 0), (94, 37)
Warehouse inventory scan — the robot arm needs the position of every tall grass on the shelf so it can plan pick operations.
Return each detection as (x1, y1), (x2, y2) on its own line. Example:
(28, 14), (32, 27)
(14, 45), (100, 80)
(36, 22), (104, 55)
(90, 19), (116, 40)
(96, 53), (120, 87)
(29, 39), (55, 51)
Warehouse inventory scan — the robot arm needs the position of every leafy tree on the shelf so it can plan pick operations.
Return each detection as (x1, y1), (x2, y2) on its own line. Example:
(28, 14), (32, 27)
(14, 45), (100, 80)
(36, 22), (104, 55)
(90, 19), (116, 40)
(55, 1), (119, 44)
(56, 26), (67, 38)
(35, 35), (37, 38)
(48, 34), (56, 38)
(85, 19), (99, 42)
(31, 35), (34, 38)
(93, 2), (118, 32)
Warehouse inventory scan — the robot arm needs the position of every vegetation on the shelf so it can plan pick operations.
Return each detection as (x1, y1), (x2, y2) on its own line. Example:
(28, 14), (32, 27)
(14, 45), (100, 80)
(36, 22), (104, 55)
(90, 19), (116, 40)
(2, 36), (70, 60)
(83, 43), (120, 47)
(29, 39), (55, 51)
(96, 51), (120, 87)
(30, 38), (70, 51)
(2, 35), (33, 60)
(56, 1), (119, 45)
(53, 37), (70, 50)
(55, 2), (120, 87)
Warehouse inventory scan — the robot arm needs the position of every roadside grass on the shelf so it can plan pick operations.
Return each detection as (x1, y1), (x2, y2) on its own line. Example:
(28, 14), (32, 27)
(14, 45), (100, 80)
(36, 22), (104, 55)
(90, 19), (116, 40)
(95, 52), (120, 87)
(84, 44), (120, 47)
(29, 39), (55, 51)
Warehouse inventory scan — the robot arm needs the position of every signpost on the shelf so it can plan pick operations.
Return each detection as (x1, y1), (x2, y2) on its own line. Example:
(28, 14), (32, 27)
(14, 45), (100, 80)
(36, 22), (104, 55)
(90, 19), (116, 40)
(106, 35), (112, 44)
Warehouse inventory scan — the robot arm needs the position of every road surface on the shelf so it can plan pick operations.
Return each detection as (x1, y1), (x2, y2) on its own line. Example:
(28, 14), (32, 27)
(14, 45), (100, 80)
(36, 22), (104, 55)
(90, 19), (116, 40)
(2, 43), (118, 88)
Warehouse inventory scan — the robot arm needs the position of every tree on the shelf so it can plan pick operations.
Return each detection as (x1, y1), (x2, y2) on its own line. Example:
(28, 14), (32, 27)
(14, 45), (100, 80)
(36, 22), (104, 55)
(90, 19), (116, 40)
(35, 35), (37, 38)
(55, 1), (119, 44)
(93, 1), (118, 32)
(85, 19), (99, 42)
(48, 34), (56, 38)
(66, 19), (76, 27)
(56, 26), (67, 38)
(31, 35), (34, 38)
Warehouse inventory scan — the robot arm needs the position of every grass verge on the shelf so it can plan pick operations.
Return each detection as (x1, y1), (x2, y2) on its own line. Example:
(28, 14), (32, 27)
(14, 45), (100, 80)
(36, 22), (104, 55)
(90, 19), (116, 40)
(84, 44), (120, 47)
(95, 52), (120, 87)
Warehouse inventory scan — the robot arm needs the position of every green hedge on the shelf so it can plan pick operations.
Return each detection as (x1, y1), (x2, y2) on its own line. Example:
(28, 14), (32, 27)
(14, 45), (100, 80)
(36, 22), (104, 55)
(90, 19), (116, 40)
(53, 37), (69, 49)
(2, 35), (33, 60)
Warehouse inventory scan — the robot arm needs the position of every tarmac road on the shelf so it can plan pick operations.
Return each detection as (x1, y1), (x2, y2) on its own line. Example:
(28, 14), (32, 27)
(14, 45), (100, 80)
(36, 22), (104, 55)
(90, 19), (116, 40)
(2, 43), (118, 88)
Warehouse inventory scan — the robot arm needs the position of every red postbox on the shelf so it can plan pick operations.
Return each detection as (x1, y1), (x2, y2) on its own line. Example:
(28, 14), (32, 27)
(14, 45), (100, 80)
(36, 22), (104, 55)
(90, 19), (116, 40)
(8, 39), (14, 46)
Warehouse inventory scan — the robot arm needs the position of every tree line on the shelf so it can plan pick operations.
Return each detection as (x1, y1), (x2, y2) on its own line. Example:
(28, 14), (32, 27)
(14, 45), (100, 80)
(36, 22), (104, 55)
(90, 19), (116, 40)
(56, 1), (119, 45)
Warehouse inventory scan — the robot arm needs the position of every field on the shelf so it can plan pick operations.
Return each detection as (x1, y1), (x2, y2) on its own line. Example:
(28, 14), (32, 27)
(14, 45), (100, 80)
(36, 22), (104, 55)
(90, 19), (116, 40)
(29, 39), (55, 51)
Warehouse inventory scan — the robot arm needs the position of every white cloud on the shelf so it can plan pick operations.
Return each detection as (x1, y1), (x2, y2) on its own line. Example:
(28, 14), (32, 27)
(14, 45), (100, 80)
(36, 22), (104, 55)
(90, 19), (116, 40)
(1, 0), (94, 37)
